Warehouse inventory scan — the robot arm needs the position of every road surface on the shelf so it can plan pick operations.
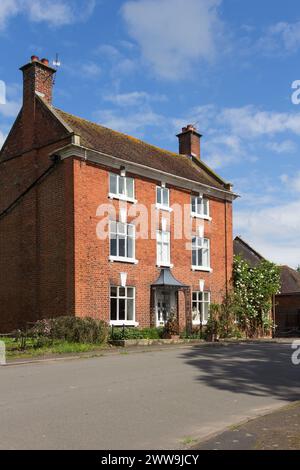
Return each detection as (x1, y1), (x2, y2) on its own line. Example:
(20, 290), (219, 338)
(0, 343), (299, 449)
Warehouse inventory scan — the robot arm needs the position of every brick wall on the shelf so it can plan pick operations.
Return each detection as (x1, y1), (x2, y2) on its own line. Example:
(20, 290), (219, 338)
(0, 95), (73, 332)
(72, 158), (233, 328)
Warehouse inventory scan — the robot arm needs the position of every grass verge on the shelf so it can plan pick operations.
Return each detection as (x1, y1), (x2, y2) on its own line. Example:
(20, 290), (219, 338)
(0, 337), (107, 360)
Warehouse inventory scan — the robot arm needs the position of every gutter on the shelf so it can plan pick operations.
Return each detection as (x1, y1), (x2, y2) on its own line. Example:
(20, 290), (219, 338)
(53, 143), (240, 202)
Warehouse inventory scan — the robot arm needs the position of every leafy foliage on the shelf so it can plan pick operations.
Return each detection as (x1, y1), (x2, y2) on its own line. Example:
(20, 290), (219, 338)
(233, 256), (280, 337)
(163, 310), (179, 338)
(28, 316), (109, 345)
(110, 326), (164, 340)
(206, 257), (280, 340)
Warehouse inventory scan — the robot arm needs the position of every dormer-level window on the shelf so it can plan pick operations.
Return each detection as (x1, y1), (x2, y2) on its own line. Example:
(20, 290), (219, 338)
(191, 195), (210, 219)
(156, 186), (170, 211)
(109, 173), (135, 202)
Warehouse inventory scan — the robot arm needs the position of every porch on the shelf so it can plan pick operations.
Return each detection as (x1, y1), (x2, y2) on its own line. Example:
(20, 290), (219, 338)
(150, 268), (192, 333)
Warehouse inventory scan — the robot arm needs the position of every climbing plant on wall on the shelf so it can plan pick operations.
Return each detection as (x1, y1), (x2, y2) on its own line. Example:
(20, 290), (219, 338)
(233, 256), (281, 337)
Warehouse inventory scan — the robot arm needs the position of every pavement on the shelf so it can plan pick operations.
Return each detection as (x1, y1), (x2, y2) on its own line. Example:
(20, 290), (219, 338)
(197, 401), (300, 450)
(0, 342), (299, 450)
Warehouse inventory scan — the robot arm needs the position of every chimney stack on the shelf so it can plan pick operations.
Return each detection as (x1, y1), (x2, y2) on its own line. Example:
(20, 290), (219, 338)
(177, 124), (202, 160)
(20, 55), (56, 107)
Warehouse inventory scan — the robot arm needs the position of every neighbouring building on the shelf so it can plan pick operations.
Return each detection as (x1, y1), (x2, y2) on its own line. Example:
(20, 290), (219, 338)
(233, 236), (300, 336)
(0, 56), (237, 333)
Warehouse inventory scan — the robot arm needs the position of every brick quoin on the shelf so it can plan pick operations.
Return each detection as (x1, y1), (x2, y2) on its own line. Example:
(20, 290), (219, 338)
(0, 56), (236, 332)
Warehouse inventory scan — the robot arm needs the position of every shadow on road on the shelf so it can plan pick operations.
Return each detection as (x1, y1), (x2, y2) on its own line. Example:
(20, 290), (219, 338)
(181, 343), (300, 401)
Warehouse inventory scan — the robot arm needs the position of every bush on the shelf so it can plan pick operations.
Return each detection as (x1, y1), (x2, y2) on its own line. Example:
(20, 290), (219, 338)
(28, 316), (109, 345)
(162, 311), (179, 338)
(110, 327), (164, 340)
(180, 326), (205, 339)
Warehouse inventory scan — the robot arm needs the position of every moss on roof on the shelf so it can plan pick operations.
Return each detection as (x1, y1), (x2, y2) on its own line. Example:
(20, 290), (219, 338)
(54, 107), (229, 191)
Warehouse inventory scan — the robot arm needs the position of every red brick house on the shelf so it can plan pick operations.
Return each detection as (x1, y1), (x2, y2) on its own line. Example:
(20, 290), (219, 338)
(0, 56), (237, 333)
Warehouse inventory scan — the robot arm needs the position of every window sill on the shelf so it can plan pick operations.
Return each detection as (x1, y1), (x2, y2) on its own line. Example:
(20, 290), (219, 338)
(110, 321), (139, 327)
(109, 256), (139, 265)
(191, 266), (212, 273)
(108, 193), (137, 204)
(156, 204), (173, 213)
(157, 263), (174, 268)
(191, 213), (212, 221)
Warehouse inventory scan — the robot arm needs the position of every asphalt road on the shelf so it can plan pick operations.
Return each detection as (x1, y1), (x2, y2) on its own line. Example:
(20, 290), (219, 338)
(0, 343), (299, 450)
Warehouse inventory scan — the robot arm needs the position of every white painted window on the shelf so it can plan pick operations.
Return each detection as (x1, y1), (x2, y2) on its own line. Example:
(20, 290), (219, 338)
(192, 291), (210, 325)
(157, 230), (171, 266)
(109, 221), (136, 262)
(192, 237), (210, 270)
(110, 286), (136, 325)
(156, 186), (170, 210)
(109, 173), (135, 202)
(191, 195), (210, 219)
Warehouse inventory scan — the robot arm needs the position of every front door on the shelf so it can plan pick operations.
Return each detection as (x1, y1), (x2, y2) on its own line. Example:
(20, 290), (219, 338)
(156, 289), (177, 326)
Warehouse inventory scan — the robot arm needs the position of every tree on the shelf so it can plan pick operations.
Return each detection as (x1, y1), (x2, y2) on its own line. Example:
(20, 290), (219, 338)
(297, 266), (300, 273)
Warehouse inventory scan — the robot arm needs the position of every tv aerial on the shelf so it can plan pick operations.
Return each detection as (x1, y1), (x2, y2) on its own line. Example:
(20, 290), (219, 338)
(53, 53), (61, 69)
(52, 53), (61, 86)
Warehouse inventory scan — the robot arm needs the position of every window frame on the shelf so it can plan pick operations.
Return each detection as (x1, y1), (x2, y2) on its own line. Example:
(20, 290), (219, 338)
(109, 220), (138, 264)
(156, 229), (172, 267)
(109, 173), (136, 203)
(156, 186), (172, 212)
(191, 195), (211, 220)
(192, 291), (211, 325)
(110, 286), (137, 326)
(191, 237), (211, 272)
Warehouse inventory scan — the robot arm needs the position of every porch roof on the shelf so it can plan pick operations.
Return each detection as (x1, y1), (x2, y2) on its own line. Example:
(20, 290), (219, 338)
(152, 268), (188, 288)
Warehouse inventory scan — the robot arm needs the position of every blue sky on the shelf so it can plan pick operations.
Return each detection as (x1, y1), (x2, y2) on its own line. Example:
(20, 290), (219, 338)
(0, 0), (300, 267)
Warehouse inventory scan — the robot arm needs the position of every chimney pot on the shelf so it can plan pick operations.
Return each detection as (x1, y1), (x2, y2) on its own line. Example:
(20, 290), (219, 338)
(31, 55), (40, 62)
(41, 58), (49, 66)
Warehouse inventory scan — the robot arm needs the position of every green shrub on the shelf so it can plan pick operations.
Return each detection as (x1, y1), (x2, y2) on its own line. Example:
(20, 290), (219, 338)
(180, 326), (205, 339)
(110, 327), (164, 340)
(28, 316), (109, 345)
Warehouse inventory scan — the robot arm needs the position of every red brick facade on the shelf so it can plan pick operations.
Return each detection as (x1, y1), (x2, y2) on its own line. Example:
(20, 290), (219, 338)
(0, 57), (235, 333)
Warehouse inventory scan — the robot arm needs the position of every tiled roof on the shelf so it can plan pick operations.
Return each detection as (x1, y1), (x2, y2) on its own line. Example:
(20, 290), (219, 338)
(54, 108), (229, 191)
(280, 266), (300, 294)
(233, 236), (265, 267)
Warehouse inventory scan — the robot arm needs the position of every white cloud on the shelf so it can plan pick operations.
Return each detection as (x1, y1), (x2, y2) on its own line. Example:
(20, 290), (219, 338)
(218, 106), (300, 138)
(95, 43), (137, 80)
(265, 140), (297, 154)
(103, 91), (166, 107)
(280, 171), (300, 192)
(80, 62), (102, 78)
(0, 0), (96, 30)
(0, 0), (19, 30)
(0, 82), (21, 118)
(0, 99), (20, 118)
(122, 0), (224, 80)
(259, 21), (300, 55)
(235, 200), (300, 266)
